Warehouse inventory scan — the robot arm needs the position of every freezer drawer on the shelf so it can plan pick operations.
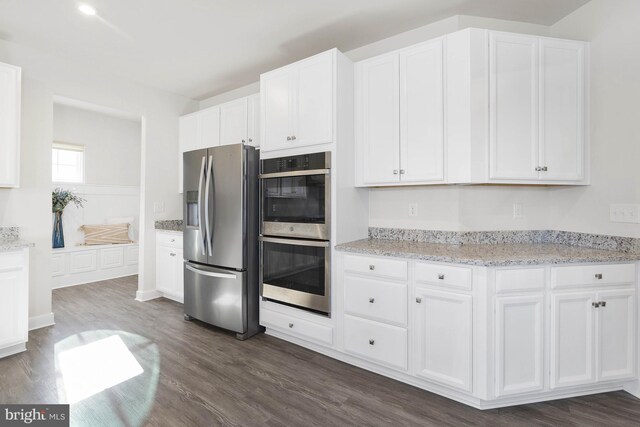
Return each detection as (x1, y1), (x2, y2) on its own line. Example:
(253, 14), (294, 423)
(184, 262), (247, 333)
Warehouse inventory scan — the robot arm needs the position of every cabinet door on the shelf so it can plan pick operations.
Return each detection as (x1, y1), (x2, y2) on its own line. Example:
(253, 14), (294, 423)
(261, 68), (294, 152)
(156, 245), (178, 294)
(489, 33), (539, 180)
(539, 39), (585, 181)
(597, 289), (635, 381)
(198, 106), (220, 149)
(399, 39), (444, 183)
(220, 98), (248, 146)
(294, 52), (333, 147)
(550, 292), (596, 388)
(495, 295), (544, 396)
(0, 267), (27, 347)
(247, 94), (260, 147)
(179, 114), (199, 153)
(0, 62), (21, 188)
(356, 54), (400, 185)
(413, 288), (472, 392)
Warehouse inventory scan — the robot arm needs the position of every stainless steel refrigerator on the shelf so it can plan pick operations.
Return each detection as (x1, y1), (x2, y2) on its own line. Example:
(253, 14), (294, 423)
(182, 143), (261, 340)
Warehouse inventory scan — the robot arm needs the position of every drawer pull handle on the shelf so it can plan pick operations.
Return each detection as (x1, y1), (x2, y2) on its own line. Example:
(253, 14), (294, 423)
(369, 297), (375, 303)
(369, 265), (375, 270)
(369, 339), (375, 346)
(288, 323), (294, 328)
(592, 302), (600, 308)
(438, 274), (445, 280)
(595, 273), (603, 279)
(170, 253), (176, 257)
(416, 297), (422, 303)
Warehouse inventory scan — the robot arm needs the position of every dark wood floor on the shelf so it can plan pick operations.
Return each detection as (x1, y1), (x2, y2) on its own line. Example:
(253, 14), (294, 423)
(1, 276), (639, 426)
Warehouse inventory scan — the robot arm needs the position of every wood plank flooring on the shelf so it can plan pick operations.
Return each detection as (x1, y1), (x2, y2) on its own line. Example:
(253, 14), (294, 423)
(1, 275), (639, 426)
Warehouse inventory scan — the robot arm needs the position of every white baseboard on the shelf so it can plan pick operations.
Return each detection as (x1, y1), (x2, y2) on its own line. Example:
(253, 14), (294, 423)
(135, 289), (161, 302)
(0, 343), (26, 358)
(624, 380), (640, 399)
(29, 312), (55, 331)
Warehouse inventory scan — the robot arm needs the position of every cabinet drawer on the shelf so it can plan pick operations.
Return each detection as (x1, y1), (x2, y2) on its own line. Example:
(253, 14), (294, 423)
(415, 262), (472, 291)
(344, 315), (407, 371)
(495, 267), (545, 293)
(260, 308), (333, 345)
(156, 232), (183, 248)
(0, 251), (25, 271)
(344, 276), (407, 326)
(551, 263), (636, 289)
(343, 254), (407, 281)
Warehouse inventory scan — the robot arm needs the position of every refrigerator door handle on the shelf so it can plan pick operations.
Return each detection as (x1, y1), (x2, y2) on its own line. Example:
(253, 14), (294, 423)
(185, 264), (237, 279)
(198, 156), (206, 256)
(204, 155), (214, 256)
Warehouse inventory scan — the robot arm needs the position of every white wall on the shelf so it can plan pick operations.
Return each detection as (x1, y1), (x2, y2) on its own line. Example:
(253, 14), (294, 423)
(53, 104), (141, 186)
(0, 38), (197, 328)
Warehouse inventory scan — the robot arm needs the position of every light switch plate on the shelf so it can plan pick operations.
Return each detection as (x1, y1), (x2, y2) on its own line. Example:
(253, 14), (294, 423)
(513, 203), (523, 219)
(408, 203), (418, 217)
(610, 204), (640, 223)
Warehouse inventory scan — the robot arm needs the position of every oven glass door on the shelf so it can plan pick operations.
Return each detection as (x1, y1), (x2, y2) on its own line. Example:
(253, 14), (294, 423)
(261, 237), (330, 314)
(263, 173), (326, 224)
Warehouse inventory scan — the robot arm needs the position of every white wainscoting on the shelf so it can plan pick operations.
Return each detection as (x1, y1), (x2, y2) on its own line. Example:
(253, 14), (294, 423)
(52, 243), (139, 289)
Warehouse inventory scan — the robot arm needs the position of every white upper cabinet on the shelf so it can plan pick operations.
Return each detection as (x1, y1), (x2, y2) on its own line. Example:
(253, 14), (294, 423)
(247, 94), (260, 147)
(198, 106), (221, 148)
(400, 39), (445, 183)
(539, 39), (585, 181)
(0, 62), (21, 188)
(356, 28), (588, 186)
(489, 33), (586, 182)
(356, 39), (445, 186)
(261, 49), (338, 153)
(356, 53), (400, 185)
(178, 106), (220, 192)
(220, 98), (248, 146)
(489, 33), (540, 180)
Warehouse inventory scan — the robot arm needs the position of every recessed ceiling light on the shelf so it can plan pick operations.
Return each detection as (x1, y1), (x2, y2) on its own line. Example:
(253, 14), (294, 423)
(78, 3), (97, 16)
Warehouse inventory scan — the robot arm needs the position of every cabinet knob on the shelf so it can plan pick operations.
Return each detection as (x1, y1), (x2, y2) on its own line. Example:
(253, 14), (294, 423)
(171, 239), (175, 242)
(438, 274), (445, 280)
(592, 302), (600, 308)
(535, 166), (543, 171)
(242, 139), (246, 143)
(595, 273), (603, 279)
(600, 301), (607, 307)
(369, 339), (375, 346)
(170, 253), (176, 257)
(393, 170), (398, 175)
(248, 138), (253, 142)
(369, 265), (375, 270)
(400, 169), (405, 175)
(369, 297), (375, 303)
(291, 135), (296, 141)
(287, 136), (292, 141)
(541, 166), (548, 171)
(289, 323), (294, 328)
(416, 297), (422, 303)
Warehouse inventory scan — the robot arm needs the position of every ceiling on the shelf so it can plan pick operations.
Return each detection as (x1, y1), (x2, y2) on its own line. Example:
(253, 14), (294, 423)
(0, 0), (588, 100)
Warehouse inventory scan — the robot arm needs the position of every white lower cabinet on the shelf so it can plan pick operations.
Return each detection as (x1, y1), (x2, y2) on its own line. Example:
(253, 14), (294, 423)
(0, 248), (29, 358)
(494, 294), (544, 396)
(550, 287), (636, 388)
(155, 231), (184, 302)
(413, 287), (473, 392)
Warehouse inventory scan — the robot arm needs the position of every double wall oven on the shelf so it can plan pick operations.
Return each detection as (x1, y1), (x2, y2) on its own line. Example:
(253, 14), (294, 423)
(259, 152), (332, 315)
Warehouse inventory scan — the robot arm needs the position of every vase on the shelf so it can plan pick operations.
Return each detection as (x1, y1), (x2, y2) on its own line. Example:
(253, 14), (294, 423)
(53, 210), (64, 249)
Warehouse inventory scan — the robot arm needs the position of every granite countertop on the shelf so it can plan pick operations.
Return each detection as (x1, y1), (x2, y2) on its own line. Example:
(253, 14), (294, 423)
(0, 240), (35, 253)
(335, 238), (640, 266)
(155, 220), (183, 232)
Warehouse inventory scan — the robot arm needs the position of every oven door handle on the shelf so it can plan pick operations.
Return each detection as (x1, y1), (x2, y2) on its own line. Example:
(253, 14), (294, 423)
(258, 169), (330, 179)
(259, 236), (330, 247)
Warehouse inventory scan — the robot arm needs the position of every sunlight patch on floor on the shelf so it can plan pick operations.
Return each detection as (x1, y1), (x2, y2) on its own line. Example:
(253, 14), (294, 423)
(57, 335), (144, 404)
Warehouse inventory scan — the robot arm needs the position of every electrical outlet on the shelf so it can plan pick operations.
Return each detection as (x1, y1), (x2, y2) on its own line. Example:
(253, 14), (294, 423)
(408, 203), (418, 217)
(513, 203), (523, 219)
(610, 204), (640, 223)
(153, 202), (165, 214)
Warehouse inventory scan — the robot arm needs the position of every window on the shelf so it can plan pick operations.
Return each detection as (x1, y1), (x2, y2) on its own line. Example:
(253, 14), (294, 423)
(52, 142), (84, 183)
